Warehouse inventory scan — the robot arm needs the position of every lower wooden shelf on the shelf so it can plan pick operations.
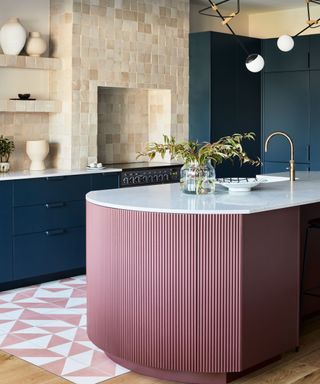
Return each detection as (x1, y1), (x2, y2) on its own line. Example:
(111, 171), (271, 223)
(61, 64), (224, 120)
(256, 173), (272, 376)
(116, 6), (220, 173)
(0, 99), (61, 113)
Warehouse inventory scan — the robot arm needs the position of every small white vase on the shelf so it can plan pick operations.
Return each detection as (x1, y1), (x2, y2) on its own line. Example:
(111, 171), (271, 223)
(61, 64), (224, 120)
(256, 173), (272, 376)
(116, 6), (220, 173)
(26, 140), (49, 171)
(0, 162), (10, 173)
(25, 32), (47, 57)
(0, 17), (26, 55)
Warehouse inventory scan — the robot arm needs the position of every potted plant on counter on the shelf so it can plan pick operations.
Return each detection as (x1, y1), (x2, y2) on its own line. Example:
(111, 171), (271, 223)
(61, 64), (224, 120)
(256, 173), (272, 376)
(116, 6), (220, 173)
(0, 135), (15, 173)
(138, 133), (260, 195)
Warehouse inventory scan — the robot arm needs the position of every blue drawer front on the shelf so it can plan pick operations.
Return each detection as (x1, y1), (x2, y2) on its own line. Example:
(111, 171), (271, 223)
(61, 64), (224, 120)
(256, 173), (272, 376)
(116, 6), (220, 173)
(13, 227), (85, 280)
(0, 182), (13, 283)
(91, 173), (120, 190)
(14, 175), (91, 206)
(14, 200), (85, 235)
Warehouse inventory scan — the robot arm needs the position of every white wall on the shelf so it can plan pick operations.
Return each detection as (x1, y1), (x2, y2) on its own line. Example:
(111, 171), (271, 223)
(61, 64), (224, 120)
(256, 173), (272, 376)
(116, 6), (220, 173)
(249, 7), (320, 38)
(0, 0), (50, 99)
(190, 1), (249, 36)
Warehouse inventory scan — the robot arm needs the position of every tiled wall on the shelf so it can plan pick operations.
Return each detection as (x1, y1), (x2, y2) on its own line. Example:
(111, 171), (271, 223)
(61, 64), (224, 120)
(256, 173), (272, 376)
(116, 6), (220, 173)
(0, 113), (50, 170)
(70, 0), (189, 168)
(98, 87), (149, 164)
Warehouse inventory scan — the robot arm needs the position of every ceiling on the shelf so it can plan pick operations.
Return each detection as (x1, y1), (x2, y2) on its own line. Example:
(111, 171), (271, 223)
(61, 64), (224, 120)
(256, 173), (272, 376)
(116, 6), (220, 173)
(191, 0), (307, 13)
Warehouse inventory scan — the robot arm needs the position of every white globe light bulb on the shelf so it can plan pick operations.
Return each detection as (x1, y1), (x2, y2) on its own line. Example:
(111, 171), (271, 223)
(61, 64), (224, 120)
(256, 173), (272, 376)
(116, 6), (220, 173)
(245, 54), (265, 73)
(277, 35), (294, 52)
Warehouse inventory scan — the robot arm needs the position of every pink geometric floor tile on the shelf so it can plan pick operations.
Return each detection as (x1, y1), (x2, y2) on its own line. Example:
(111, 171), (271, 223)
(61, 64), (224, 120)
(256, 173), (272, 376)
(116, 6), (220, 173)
(0, 275), (128, 384)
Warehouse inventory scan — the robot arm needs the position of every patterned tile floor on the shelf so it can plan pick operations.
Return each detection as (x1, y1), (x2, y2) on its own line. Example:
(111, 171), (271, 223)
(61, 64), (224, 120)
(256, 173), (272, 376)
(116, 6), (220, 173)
(0, 275), (128, 384)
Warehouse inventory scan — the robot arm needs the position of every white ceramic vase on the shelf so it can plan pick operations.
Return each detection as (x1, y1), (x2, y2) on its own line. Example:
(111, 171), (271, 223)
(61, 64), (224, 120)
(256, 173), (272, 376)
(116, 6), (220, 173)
(0, 162), (10, 173)
(0, 17), (26, 55)
(25, 32), (47, 57)
(26, 140), (49, 171)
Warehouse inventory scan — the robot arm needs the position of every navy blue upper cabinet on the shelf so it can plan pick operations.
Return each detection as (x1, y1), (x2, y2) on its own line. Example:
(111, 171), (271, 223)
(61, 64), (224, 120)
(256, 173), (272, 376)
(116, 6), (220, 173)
(0, 182), (13, 283)
(189, 32), (212, 143)
(310, 71), (320, 170)
(263, 36), (309, 72)
(263, 71), (310, 163)
(189, 31), (261, 178)
(309, 35), (320, 70)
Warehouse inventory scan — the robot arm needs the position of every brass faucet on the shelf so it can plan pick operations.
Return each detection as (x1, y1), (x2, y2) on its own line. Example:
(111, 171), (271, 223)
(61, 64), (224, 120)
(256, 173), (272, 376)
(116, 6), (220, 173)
(264, 131), (295, 181)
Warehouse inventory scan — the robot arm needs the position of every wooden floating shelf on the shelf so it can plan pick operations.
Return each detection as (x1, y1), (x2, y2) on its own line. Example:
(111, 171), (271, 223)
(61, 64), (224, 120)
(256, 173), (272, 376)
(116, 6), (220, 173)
(0, 54), (62, 70)
(0, 100), (61, 113)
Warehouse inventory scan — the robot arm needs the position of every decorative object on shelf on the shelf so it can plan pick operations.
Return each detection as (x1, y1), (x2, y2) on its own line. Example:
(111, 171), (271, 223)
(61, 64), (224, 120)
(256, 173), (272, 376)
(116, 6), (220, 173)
(0, 135), (15, 173)
(0, 17), (26, 55)
(18, 93), (31, 100)
(277, 0), (320, 52)
(25, 32), (47, 57)
(138, 133), (260, 195)
(199, 0), (265, 72)
(26, 140), (49, 171)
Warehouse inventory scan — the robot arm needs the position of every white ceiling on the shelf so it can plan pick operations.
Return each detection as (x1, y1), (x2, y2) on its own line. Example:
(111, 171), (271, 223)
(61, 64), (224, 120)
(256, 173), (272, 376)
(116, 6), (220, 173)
(192, 0), (307, 13)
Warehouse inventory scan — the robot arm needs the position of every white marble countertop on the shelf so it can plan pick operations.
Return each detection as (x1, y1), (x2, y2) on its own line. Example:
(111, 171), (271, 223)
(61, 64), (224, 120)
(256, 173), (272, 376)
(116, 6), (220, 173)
(0, 167), (121, 181)
(86, 172), (320, 214)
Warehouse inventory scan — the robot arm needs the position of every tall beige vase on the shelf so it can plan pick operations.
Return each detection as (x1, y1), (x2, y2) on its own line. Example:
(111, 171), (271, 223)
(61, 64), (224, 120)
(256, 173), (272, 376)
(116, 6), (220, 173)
(26, 140), (49, 171)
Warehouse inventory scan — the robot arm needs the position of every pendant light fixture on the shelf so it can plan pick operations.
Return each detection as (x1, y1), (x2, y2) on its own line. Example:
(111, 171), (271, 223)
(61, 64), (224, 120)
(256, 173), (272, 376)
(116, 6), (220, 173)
(199, 0), (264, 73)
(277, 0), (320, 52)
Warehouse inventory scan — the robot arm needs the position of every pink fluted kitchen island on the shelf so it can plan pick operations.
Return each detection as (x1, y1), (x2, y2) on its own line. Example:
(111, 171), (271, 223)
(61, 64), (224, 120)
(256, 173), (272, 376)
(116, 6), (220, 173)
(85, 173), (320, 384)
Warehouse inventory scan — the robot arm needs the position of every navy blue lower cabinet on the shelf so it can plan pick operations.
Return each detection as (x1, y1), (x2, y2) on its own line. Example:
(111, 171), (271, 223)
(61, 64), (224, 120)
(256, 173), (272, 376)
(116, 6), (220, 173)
(13, 227), (86, 280)
(14, 201), (85, 235)
(13, 175), (91, 207)
(91, 173), (120, 190)
(0, 182), (13, 283)
(263, 162), (310, 174)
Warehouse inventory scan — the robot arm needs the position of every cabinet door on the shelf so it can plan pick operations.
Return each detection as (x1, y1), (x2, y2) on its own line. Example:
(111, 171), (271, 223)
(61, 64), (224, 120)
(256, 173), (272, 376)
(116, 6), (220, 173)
(14, 175), (91, 207)
(0, 182), (13, 283)
(309, 35), (320, 70)
(189, 32), (212, 142)
(263, 36), (309, 72)
(263, 72), (310, 163)
(263, 162), (310, 174)
(91, 173), (120, 190)
(14, 227), (85, 280)
(310, 71), (320, 170)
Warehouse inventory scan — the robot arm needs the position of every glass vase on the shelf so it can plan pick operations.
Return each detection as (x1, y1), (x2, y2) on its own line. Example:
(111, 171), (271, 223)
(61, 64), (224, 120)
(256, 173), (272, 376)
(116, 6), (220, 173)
(180, 161), (216, 195)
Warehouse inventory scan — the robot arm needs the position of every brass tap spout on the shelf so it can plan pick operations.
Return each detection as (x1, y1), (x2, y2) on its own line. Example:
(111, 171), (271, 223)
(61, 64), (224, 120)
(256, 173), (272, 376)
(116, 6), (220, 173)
(264, 131), (295, 182)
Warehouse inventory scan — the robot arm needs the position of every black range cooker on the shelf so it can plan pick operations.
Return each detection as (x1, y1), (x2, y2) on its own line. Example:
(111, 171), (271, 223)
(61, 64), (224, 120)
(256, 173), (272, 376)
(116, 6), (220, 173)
(107, 162), (182, 188)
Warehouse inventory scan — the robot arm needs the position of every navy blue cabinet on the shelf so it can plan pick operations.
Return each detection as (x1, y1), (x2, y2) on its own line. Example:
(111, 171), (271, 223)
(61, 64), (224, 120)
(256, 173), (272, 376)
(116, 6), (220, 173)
(310, 71), (320, 170)
(189, 31), (261, 178)
(263, 162), (310, 174)
(91, 173), (120, 190)
(263, 71), (310, 163)
(0, 182), (13, 283)
(0, 171), (120, 290)
(309, 35), (320, 70)
(13, 175), (91, 207)
(263, 36), (309, 72)
(14, 227), (85, 280)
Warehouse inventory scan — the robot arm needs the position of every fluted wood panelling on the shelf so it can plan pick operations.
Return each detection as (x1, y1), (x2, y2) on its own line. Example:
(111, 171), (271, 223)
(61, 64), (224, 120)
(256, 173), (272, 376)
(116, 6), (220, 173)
(87, 203), (242, 374)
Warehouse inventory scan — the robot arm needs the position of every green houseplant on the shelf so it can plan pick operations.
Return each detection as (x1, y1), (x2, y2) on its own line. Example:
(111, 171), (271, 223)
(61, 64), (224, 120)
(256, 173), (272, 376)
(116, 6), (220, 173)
(138, 133), (260, 194)
(0, 135), (15, 173)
